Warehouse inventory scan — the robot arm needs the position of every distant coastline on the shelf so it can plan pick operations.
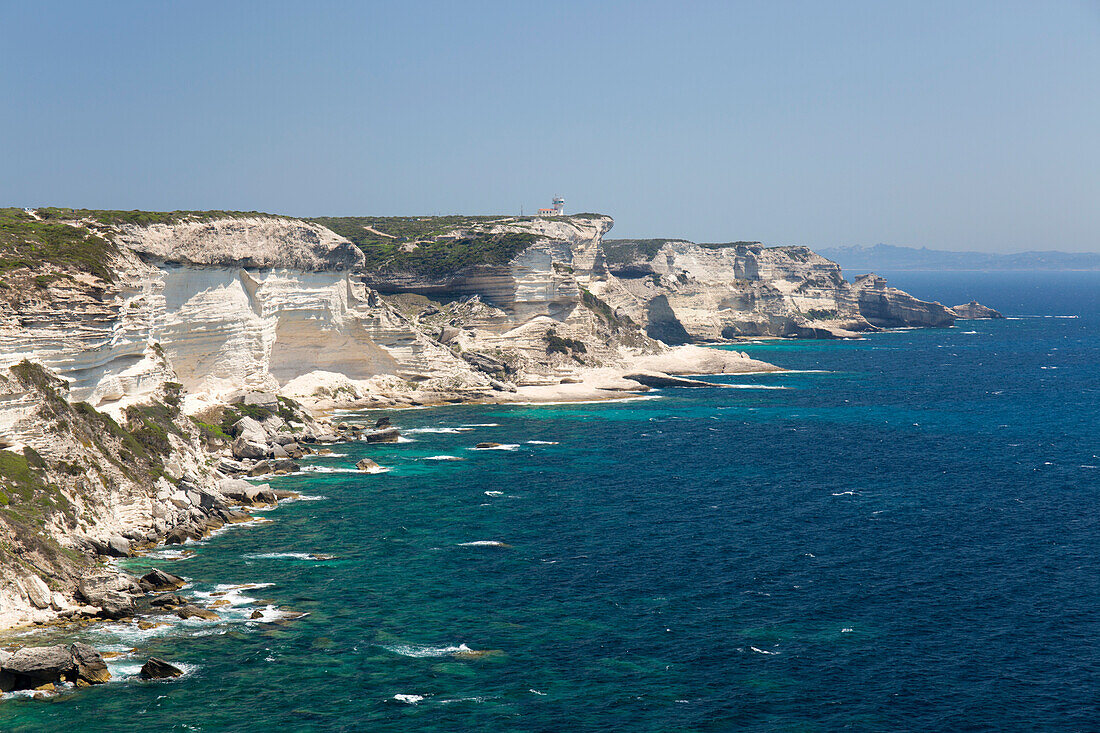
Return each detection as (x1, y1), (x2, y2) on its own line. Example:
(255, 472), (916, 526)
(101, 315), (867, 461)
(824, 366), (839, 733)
(819, 244), (1100, 273)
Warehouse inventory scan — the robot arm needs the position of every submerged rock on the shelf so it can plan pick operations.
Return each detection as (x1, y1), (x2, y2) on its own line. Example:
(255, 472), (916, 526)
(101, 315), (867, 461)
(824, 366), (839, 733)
(356, 458), (381, 471)
(362, 427), (401, 444)
(139, 657), (183, 679)
(150, 593), (188, 608)
(475, 442), (501, 449)
(140, 568), (186, 592)
(176, 605), (219, 621)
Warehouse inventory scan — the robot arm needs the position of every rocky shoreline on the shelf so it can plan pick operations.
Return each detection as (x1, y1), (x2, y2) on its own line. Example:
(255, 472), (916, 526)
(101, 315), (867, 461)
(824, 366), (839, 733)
(0, 208), (1003, 702)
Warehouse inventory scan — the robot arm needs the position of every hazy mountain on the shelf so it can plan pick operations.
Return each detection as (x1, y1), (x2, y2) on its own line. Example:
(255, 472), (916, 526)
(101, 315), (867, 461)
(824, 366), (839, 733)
(818, 244), (1100, 272)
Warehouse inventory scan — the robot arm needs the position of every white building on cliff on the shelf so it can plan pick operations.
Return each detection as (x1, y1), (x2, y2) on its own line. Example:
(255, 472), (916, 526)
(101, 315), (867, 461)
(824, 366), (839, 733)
(537, 196), (565, 216)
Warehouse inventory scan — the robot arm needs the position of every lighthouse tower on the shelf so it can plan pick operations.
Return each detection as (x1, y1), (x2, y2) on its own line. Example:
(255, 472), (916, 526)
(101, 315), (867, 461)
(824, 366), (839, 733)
(552, 196), (565, 216)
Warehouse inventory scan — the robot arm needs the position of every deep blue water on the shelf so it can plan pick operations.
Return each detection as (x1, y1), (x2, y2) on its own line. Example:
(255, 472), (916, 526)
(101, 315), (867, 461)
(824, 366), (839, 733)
(2, 272), (1097, 731)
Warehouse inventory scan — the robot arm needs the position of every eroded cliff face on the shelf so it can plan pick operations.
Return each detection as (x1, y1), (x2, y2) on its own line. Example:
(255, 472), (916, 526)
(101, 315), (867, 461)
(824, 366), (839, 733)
(602, 240), (955, 340)
(2, 207), (965, 629)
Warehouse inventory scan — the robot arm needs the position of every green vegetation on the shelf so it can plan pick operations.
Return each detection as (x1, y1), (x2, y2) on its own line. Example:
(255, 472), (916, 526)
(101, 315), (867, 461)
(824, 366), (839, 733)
(545, 330), (587, 356)
(218, 396), (303, 436)
(602, 239), (688, 265)
(698, 241), (762, 250)
(313, 216), (538, 276)
(803, 308), (839, 320)
(123, 400), (182, 457)
(0, 208), (119, 282)
(0, 447), (74, 535)
(602, 238), (765, 266)
(35, 208), (275, 228)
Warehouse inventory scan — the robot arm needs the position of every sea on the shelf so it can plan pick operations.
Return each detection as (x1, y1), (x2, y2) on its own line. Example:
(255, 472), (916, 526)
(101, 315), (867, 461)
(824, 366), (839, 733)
(2, 271), (1097, 732)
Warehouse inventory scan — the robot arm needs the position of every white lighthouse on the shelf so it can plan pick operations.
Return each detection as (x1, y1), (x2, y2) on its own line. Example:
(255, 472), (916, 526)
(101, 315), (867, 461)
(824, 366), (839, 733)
(537, 196), (566, 217)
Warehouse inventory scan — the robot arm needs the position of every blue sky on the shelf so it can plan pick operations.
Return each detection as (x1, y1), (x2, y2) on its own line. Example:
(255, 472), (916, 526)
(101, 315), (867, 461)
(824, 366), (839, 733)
(2, 1), (1098, 252)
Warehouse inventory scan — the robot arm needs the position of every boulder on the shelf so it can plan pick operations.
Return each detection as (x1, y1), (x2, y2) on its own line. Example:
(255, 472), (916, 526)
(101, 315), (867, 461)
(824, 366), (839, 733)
(244, 486), (277, 505)
(263, 415), (287, 433)
(218, 478), (254, 502)
(150, 593), (188, 608)
(475, 442), (501, 449)
(248, 460), (272, 476)
(98, 534), (132, 557)
(1, 646), (75, 688)
(23, 574), (52, 610)
(217, 457), (250, 475)
(362, 428), (401, 444)
(230, 415), (267, 441)
(140, 569), (186, 592)
(356, 458), (381, 471)
(243, 392), (279, 409)
(232, 436), (269, 460)
(374, 415), (392, 429)
(70, 643), (110, 685)
(98, 590), (136, 619)
(77, 573), (141, 605)
(139, 657), (183, 679)
(272, 434), (297, 445)
(283, 443), (304, 459)
(176, 605), (219, 621)
(270, 443), (289, 459)
(269, 458), (299, 473)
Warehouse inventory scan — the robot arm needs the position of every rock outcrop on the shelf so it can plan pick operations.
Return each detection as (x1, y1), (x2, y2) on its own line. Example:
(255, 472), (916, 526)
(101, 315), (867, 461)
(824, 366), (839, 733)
(0, 643), (110, 691)
(0, 207), (985, 630)
(949, 301), (1004, 319)
(601, 239), (972, 340)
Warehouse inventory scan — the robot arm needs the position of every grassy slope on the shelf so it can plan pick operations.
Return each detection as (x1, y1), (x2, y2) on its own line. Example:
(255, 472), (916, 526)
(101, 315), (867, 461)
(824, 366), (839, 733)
(312, 215), (539, 277)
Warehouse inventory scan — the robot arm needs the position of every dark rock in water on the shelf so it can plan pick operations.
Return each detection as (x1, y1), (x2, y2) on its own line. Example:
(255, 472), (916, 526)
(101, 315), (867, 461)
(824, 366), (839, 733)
(140, 568), (186, 592)
(949, 301), (1004, 319)
(70, 643), (110, 685)
(250, 610), (264, 619)
(176, 605), (219, 621)
(362, 427), (400, 444)
(150, 593), (188, 608)
(1, 646), (75, 689)
(475, 442), (501, 449)
(270, 458), (299, 473)
(165, 524), (204, 545)
(374, 415), (392, 429)
(140, 657), (183, 679)
(98, 590), (136, 619)
(356, 458), (382, 471)
(624, 371), (722, 388)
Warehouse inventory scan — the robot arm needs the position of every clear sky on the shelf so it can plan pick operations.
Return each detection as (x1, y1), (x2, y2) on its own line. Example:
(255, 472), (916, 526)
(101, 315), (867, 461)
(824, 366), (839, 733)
(2, 1), (1098, 252)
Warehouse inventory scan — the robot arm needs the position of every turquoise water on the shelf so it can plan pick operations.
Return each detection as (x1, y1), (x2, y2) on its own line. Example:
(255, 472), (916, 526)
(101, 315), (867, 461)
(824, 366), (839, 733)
(2, 272), (1098, 731)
